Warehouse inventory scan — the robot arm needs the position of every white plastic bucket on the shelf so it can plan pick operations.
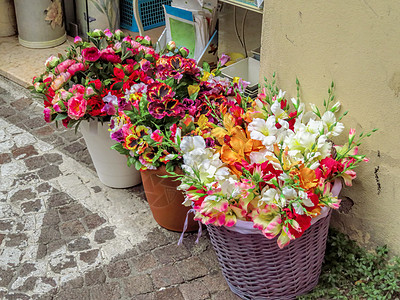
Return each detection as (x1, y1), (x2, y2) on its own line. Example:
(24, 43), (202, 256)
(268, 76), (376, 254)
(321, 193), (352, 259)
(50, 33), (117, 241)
(80, 120), (142, 188)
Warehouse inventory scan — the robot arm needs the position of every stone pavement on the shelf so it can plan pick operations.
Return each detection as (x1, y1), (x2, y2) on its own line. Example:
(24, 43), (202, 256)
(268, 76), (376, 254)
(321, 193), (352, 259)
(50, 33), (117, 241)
(0, 75), (241, 300)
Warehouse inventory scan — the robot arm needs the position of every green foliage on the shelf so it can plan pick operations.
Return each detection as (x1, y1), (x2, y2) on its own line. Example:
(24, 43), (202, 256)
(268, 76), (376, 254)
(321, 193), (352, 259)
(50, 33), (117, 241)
(298, 229), (400, 300)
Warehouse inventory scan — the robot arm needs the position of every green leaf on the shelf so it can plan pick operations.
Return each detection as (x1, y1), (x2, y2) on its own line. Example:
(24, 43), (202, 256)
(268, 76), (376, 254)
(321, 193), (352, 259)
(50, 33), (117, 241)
(112, 81), (123, 91)
(202, 61), (211, 72)
(54, 114), (68, 121)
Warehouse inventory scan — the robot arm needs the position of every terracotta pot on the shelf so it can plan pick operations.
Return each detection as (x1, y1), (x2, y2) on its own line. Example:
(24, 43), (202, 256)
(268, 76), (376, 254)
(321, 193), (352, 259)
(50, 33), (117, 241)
(141, 166), (198, 232)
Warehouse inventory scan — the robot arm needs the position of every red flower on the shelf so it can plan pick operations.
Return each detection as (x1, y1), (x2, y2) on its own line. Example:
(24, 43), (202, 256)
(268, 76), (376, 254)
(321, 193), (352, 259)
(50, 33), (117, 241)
(89, 79), (102, 90)
(113, 68), (125, 80)
(87, 95), (106, 117)
(82, 47), (101, 62)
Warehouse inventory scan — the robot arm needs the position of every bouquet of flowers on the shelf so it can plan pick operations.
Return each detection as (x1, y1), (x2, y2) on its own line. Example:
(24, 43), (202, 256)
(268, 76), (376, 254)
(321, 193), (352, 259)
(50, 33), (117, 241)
(31, 29), (159, 129)
(177, 75), (377, 248)
(108, 51), (240, 171)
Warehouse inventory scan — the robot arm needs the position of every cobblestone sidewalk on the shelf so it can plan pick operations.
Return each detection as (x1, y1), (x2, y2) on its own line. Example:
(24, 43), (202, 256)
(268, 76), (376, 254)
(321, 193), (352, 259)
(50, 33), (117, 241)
(0, 76), (240, 299)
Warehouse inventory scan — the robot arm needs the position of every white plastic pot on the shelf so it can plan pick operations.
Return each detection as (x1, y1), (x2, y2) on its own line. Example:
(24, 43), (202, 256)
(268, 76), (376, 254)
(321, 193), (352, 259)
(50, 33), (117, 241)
(80, 120), (141, 188)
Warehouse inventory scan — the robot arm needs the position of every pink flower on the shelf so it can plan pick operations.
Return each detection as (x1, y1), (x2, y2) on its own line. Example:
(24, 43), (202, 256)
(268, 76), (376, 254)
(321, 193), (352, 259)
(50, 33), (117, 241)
(151, 130), (163, 143)
(85, 86), (95, 96)
(69, 84), (85, 95)
(219, 53), (230, 67)
(74, 36), (82, 43)
(55, 59), (74, 74)
(82, 47), (101, 62)
(67, 94), (87, 120)
(43, 108), (52, 122)
(139, 59), (151, 72)
(67, 63), (85, 76)
(53, 102), (64, 112)
(104, 28), (113, 38)
(100, 48), (121, 64)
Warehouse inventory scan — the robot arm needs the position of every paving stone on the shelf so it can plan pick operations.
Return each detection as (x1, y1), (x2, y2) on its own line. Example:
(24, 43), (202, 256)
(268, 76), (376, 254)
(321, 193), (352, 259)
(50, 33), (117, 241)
(46, 239), (66, 254)
(79, 249), (99, 264)
(43, 153), (63, 164)
(210, 290), (242, 300)
(0, 219), (14, 231)
(0, 153), (11, 164)
(50, 255), (77, 273)
(61, 277), (84, 289)
(63, 141), (86, 154)
(0, 233), (5, 245)
(151, 265), (184, 288)
(24, 117), (47, 130)
(131, 252), (158, 273)
(11, 145), (38, 160)
(59, 220), (86, 237)
(138, 228), (170, 252)
(94, 226), (116, 244)
(176, 257), (209, 281)
(33, 126), (55, 137)
(37, 165), (62, 180)
(84, 268), (106, 286)
(47, 192), (71, 208)
(0, 106), (16, 118)
(53, 288), (90, 300)
(5, 293), (30, 300)
(58, 203), (87, 222)
(18, 263), (37, 277)
(201, 273), (229, 293)
(4, 233), (28, 247)
(179, 280), (210, 300)
(10, 97), (33, 110)
(24, 156), (47, 170)
(36, 243), (47, 259)
(10, 188), (36, 202)
(13, 172), (39, 186)
(123, 275), (153, 296)
(152, 243), (191, 264)
(155, 287), (184, 300)
(90, 282), (121, 300)
(42, 209), (60, 226)
(0, 267), (15, 287)
(198, 249), (220, 273)
(67, 237), (91, 252)
(16, 276), (38, 292)
(38, 225), (61, 244)
(37, 182), (52, 194)
(107, 260), (131, 278)
(82, 213), (106, 230)
(134, 293), (155, 300)
(21, 199), (42, 213)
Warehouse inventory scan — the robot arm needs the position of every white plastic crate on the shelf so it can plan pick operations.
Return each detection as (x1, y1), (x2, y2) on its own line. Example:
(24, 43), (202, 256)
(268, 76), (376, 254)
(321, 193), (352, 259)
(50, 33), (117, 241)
(221, 57), (260, 92)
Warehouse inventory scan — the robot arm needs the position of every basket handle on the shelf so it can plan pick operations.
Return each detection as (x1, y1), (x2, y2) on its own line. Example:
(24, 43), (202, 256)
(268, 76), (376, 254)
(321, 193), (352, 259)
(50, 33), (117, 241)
(132, 0), (144, 36)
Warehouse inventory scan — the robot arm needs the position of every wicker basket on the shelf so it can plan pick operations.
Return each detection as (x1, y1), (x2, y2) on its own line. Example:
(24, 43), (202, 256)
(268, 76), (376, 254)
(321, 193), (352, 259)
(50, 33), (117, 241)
(207, 211), (332, 300)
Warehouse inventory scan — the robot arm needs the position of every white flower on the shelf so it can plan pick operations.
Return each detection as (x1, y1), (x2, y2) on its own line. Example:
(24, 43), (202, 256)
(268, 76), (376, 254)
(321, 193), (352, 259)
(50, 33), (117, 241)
(321, 111), (344, 137)
(248, 117), (277, 147)
(103, 92), (118, 106)
(260, 188), (279, 205)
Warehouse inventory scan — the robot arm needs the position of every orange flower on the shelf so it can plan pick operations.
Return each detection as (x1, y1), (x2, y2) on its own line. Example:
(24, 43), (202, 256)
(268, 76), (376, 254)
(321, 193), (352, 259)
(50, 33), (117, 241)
(291, 164), (318, 190)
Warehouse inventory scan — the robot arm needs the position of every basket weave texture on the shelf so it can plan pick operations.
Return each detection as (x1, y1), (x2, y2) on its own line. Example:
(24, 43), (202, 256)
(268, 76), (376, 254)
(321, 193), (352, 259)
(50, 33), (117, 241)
(207, 211), (332, 300)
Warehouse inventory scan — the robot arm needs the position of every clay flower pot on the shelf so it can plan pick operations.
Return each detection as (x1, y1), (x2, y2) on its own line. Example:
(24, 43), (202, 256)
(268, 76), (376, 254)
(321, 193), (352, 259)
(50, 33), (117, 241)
(141, 166), (198, 232)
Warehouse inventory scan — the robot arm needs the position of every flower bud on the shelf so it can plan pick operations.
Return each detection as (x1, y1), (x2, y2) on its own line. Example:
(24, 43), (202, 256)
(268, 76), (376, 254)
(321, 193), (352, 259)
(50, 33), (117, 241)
(89, 29), (104, 38)
(45, 55), (59, 68)
(104, 28), (113, 38)
(114, 29), (125, 40)
(74, 36), (82, 44)
(330, 101), (341, 113)
(166, 41), (176, 51)
(310, 103), (321, 117)
(179, 47), (189, 58)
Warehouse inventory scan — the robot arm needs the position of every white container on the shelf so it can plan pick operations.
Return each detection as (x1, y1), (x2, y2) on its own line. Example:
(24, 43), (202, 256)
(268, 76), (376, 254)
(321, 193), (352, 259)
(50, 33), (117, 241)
(80, 120), (141, 188)
(14, 0), (66, 48)
(221, 57), (260, 91)
(0, 0), (17, 37)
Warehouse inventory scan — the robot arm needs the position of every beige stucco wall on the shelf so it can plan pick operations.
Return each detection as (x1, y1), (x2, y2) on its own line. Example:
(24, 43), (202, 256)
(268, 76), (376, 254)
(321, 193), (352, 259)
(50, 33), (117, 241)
(260, 1), (400, 254)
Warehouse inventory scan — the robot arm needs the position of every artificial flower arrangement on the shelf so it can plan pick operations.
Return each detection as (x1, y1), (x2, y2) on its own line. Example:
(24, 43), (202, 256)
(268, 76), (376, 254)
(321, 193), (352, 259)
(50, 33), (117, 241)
(31, 29), (159, 129)
(174, 74), (377, 248)
(108, 49), (244, 172)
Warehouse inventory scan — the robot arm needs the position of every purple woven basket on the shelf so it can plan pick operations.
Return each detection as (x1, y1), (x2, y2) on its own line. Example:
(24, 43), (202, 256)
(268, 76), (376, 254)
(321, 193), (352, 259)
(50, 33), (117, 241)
(207, 211), (332, 300)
